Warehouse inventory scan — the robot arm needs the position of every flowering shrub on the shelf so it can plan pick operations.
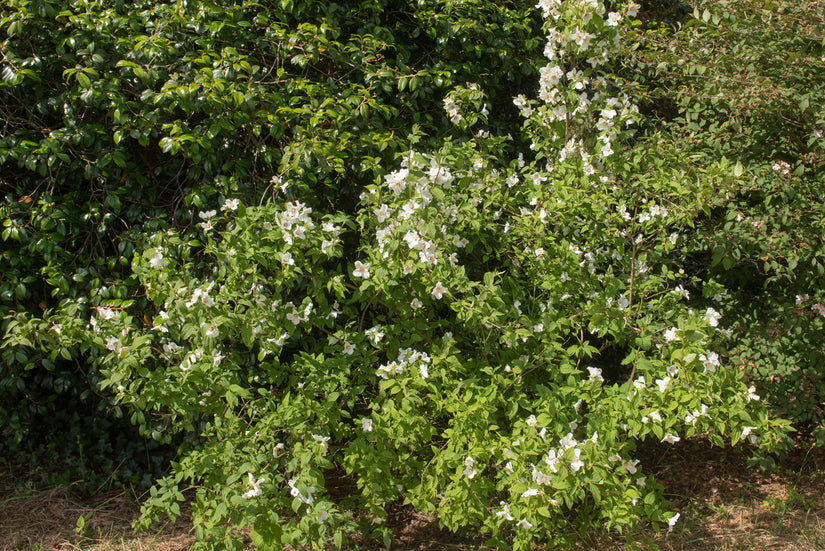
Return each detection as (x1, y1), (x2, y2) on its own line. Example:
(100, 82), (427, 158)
(4, 0), (794, 549)
(633, 0), (825, 442)
(0, 0), (540, 477)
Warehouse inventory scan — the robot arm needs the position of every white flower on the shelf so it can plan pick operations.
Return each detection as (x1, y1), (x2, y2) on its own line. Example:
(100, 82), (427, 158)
(286, 309), (301, 325)
(740, 426), (756, 439)
(496, 502), (515, 521)
(772, 160), (790, 175)
(366, 326), (385, 344)
(532, 465), (551, 486)
(516, 519), (533, 529)
(243, 473), (265, 499)
(664, 327), (679, 342)
(374, 204), (391, 222)
(559, 433), (577, 449)
(311, 434), (330, 452)
(149, 251), (168, 269)
(521, 488), (540, 498)
(287, 478), (317, 504)
(353, 260), (371, 279)
(700, 351), (720, 373)
(545, 449), (560, 472)
(668, 512), (680, 532)
(661, 433), (681, 444)
(747, 385), (760, 401)
(655, 377), (670, 393)
(343, 342), (355, 355)
(622, 458), (639, 474)
(431, 281), (447, 299)
(384, 168), (409, 194)
(361, 418), (373, 432)
(526, 414), (538, 427)
(314, 507), (329, 524)
(570, 448), (584, 471)
(703, 307), (722, 327)
(270, 331), (288, 346)
(222, 198), (240, 211)
(105, 336), (121, 351)
(242, 487), (262, 499)
(462, 456), (478, 479)
(587, 366), (604, 382)
(410, 298), (423, 310)
(97, 307), (119, 321)
(204, 325), (219, 338)
(428, 163), (454, 185)
(403, 230), (421, 249)
(280, 252), (295, 266)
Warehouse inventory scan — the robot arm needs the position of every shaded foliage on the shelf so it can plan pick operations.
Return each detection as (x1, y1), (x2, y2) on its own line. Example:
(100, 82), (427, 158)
(1, 0), (542, 479)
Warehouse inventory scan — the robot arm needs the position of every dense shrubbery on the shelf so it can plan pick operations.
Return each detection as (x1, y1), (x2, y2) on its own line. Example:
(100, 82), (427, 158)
(632, 0), (825, 441)
(1, 0), (823, 548)
(1, 0), (541, 482)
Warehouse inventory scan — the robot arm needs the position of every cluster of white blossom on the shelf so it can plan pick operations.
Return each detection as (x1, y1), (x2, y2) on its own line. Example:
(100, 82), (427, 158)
(443, 96), (462, 124)
(288, 477), (317, 505)
(637, 202), (669, 224)
(273, 200), (316, 245)
(518, 0), (642, 170)
(362, 151), (479, 287)
(376, 347), (431, 380)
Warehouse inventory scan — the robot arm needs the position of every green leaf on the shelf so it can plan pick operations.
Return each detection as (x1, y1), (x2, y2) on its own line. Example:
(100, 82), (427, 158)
(76, 71), (91, 88)
(734, 161), (744, 177)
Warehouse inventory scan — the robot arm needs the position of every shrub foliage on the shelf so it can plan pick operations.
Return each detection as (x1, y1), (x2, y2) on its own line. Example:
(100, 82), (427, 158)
(3, 0), (823, 548)
(632, 0), (825, 441)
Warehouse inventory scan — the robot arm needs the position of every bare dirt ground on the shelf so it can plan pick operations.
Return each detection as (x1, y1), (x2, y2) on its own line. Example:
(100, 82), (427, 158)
(2, 436), (825, 551)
